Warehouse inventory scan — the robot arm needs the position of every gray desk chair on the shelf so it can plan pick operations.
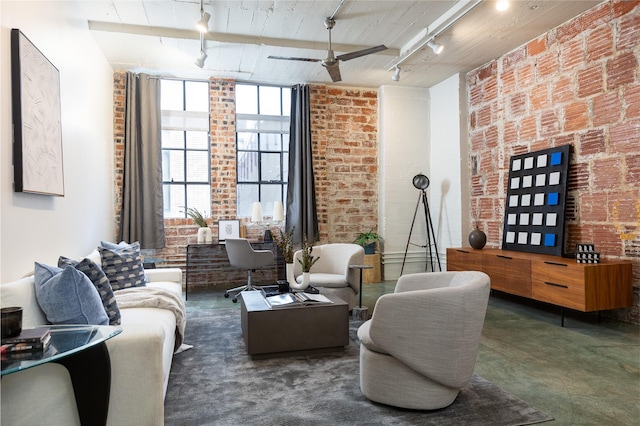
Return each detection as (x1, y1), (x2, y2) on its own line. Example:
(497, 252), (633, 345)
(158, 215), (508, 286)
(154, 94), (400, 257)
(224, 238), (275, 303)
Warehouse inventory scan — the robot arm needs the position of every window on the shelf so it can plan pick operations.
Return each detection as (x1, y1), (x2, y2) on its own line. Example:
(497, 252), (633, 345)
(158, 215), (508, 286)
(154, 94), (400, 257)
(161, 79), (210, 218)
(236, 84), (291, 218)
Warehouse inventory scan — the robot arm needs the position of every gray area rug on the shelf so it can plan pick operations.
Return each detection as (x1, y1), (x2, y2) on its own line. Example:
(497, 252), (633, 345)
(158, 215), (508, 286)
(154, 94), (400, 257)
(165, 308), (553, 426)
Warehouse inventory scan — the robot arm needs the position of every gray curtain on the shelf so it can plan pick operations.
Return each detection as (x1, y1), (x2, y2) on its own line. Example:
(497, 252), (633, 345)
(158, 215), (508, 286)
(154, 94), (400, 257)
(286, 84), (319, 244)
(119, 72), (165, 248)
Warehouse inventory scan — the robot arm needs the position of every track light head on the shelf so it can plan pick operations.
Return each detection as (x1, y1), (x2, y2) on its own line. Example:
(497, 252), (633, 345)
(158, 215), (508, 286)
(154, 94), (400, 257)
(195, 50), (207, 68)
(392, 66), (401, 81)
(197, 11), (211, 33)
(427, 40), (444, 55)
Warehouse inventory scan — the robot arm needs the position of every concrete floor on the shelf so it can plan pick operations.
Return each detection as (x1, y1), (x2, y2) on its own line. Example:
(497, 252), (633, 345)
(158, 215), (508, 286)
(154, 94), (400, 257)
(185, 281), (640, 425)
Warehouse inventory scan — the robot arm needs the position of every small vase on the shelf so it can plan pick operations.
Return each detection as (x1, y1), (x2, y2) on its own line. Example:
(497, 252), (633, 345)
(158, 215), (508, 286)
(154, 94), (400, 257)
(197, 227), (212, 244)
(286, 263), (296, 289)
(469, 228), (487, 250)
(290, 271), (310, 291)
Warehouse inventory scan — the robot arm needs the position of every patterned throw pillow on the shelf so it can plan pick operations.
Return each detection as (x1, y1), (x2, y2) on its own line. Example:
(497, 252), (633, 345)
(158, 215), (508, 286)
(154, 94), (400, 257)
(33, 262), (109, 325)
(58, 256), (122, 325)
(99, 241), (148, 291)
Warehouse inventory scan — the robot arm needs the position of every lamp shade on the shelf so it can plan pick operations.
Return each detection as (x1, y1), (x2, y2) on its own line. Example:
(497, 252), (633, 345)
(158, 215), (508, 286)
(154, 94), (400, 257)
(195, 50), (207, 68)
(196, 12), (211, 33)
(273, 201), (284, 221)
(251, 202), (263, 222)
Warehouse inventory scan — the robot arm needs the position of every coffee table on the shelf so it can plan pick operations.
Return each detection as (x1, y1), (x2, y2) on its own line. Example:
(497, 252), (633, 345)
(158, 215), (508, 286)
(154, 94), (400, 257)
(240, 291), (349, 358)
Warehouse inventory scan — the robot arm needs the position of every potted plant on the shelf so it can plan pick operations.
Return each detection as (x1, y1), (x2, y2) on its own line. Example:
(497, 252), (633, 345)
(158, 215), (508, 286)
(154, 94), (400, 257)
(272, 227), (296, 288)
(295, 236), (319, 290)
(272, 227), (295, 263)
(354, 230), (382, 254)
(298, 236), (320, 273)
(184, 207), (212, 243)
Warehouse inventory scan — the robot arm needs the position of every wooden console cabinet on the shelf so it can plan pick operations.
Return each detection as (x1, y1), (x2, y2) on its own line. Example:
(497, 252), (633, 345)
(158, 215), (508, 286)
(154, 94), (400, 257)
(447, 247), (632, 322)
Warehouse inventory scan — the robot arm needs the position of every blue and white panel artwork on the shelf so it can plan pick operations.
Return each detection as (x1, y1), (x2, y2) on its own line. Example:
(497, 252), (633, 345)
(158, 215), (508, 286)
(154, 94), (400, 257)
(501, 145), (571, 256)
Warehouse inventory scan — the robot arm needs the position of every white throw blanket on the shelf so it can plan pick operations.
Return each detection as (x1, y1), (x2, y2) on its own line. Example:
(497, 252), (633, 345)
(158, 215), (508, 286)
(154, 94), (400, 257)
(114, 287), (187, 351)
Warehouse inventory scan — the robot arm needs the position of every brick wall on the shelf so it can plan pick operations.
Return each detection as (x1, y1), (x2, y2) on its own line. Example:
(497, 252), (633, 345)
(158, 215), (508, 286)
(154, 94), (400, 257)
(112, 75), (379, 287)
(467, 0), (640, 323)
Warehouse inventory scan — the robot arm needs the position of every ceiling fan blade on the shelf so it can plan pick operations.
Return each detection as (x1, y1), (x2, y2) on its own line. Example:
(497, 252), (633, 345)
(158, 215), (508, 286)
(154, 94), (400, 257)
(324, 63), (342, 82)
(268, 55), (321, 63)
(337, 45), (388, 62)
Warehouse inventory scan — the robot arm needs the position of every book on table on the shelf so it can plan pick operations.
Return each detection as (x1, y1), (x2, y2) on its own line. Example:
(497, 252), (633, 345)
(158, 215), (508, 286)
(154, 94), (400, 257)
(1, 334), (51, 354)
(1, 327), (50, 345)
(263, 291), (333, 309)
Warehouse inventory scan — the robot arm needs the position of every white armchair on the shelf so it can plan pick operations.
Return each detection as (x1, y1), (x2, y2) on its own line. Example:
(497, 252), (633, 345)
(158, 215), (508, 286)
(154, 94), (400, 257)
(293, 243), (364, 309)
(357, 271), (491, 410)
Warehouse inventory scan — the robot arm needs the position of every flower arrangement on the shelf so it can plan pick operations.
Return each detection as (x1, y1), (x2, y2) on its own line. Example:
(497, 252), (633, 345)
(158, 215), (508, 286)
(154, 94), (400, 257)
(184, 207), (208, 227)
(298, 236), (320, 273)
(272, 227), (295, 263)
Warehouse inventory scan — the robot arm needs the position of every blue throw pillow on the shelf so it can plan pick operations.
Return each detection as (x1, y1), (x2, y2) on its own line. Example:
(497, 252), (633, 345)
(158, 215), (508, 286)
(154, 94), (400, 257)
(99, 241), (147, 291)
(34, 262), (109, 325)
(58, 256), (122, 326)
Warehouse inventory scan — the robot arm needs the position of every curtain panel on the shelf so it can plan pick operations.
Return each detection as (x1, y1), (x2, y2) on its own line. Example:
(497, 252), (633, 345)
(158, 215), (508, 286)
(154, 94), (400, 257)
(286, 84), (319, 244)
(119, 72), (165, 248)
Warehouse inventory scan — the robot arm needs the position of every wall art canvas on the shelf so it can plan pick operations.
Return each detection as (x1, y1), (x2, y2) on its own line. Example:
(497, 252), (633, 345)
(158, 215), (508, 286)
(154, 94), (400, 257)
(11, 29), (64, 196)
(218, 220), (240, 243)
(502, 145), (571, 256)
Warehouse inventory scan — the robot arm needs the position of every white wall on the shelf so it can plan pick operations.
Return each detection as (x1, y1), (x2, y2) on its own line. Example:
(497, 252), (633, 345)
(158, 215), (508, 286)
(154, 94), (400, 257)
(428, 74), (469, 264)
(378, 85), (430, 279)
(1, 1), (115, 281)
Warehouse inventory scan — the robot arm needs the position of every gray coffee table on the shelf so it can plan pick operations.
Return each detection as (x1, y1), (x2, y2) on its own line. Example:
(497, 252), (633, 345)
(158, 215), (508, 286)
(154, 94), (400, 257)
(240, 290), (349, 358)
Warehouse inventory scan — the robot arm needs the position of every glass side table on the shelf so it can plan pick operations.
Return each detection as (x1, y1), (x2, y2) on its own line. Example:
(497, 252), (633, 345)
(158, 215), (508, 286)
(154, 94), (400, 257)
(2, 325), (122, 426)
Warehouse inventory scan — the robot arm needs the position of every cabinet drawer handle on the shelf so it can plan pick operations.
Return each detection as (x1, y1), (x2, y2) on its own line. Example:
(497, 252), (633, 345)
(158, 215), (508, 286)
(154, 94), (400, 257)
(544, 261), (568, 267)
(456, 250), (470, 253)
(497, 255), (513, 260)
(544, 281), (568, 289)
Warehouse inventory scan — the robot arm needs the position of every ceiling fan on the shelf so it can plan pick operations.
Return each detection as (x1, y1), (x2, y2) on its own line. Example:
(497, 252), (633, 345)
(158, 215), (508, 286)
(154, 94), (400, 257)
(268, 17), (388, 82)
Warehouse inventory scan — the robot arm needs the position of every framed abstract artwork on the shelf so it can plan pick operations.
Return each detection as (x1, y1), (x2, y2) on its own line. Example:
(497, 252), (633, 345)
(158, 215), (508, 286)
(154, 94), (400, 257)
(501, 145), (572, 256)
(218, 220), (240, 243)
(11, 29), (64, 196)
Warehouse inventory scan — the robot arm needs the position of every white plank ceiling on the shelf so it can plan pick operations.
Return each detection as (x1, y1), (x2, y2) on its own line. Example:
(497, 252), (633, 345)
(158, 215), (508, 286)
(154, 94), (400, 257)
(78, 0), (602, 87)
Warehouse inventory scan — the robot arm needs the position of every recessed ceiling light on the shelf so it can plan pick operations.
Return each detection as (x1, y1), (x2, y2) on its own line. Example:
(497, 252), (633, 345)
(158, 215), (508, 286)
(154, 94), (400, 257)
(496, 0), (509, 12)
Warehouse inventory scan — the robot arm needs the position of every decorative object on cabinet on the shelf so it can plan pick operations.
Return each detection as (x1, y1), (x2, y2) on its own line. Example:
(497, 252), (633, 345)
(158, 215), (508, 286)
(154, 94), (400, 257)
(502, 145), (571, 256)
(446, 247), (632, 326)
(468, 228), (487, 250)
(575, 243), (600, 264)
(11, 29), (64, 196)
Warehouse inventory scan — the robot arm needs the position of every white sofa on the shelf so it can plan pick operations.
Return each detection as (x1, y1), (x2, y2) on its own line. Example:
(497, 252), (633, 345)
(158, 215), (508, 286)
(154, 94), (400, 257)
(1, 252), (184, 426)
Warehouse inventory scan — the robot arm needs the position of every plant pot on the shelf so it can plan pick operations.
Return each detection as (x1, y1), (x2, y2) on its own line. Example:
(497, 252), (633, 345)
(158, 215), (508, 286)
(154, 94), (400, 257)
(364, 242), (376, 255)
(469, 228), (487, 250)
(197, 227), (212, 244)
(286, 263), (296, 288)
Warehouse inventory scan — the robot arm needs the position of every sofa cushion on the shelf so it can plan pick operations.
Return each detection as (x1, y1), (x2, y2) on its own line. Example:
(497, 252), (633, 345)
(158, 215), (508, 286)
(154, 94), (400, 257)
(34, 263), (109, 325)
(59, 256), (121, 325)
(99, 241), (147, 291)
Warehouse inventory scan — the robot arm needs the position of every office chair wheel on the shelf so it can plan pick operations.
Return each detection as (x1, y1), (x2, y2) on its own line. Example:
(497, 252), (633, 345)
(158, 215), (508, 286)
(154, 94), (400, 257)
(224, 293), (229, 298)
(232, 297), (238, 303)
